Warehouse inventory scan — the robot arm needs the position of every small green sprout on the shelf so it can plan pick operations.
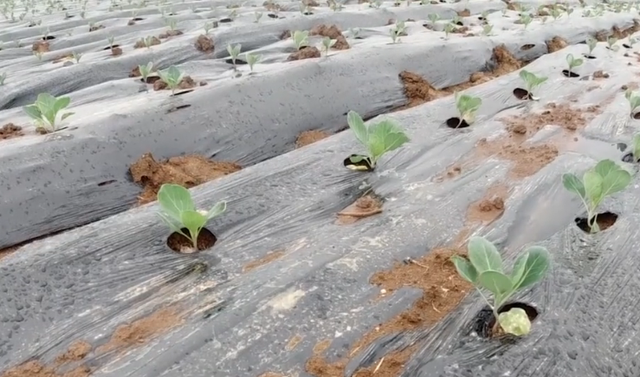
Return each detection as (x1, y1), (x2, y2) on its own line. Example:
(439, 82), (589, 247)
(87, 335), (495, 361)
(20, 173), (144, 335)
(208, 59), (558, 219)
(444, 23), (455, 39)
(346, 110), (410, 170)
(519, 13), (532, 28)
(204, 22), (215, 34)
(0, 73), (5, 86)
(631, 134), (640, 162)
(227, 43), (241, 68)
(157, 184), (226, 250)
(144, 36), (155, 48)
(480, 10), (488, 20)
(245, 53), (261, 72)
(519, 70), (547, 99)
(562, 159), (631, 233)
(292, 30), (309, 50)
(427, 13), (439, 24)
(625, 89), (640, 117)
(23, 93), (74, 132)
(586, 37), (597, 56)
(34, 51), (43, 61)
(72, 51), (82, 63)
(108, 35), (115, 48)
(394, 20), (406, 35)
(550, 6), (561, 19)
(482, 24), (493, 36)
(166, 17), (177, 30)
(138, 62), (154, 82)
(607, 36), (618, 51)
(321, 37), (336, 56)
(566, 7), (573, 15)
(349, 27), (360, 39)
(254, 11), (262, 22)
(565, 54), (583, 76)
(454, 92), (482, 127)
(389, 28), (399, 44)
(158, 66), (184, 95)
(451, 236), (550, 336)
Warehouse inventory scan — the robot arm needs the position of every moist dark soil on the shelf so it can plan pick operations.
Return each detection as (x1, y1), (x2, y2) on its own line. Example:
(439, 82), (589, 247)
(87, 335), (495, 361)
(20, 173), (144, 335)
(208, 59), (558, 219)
(0, 123), (24, 140)
(575, 212), (618, 233)
(513, 88), (533, 100)
(129, 153), (241, 205)
(166, 228), (217, 253)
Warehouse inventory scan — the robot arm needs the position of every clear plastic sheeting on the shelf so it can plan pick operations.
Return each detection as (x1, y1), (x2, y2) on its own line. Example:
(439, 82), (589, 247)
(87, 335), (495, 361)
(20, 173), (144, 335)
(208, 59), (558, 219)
(1, 33), (639, 377)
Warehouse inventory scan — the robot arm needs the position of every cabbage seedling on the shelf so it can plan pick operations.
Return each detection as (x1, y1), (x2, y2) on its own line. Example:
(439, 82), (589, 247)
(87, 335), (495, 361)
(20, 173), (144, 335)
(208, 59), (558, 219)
(427, 13), (439, 24)
(519, 13), (532, 28)
(23, 93), (74, 132)
(227, 43), (241, 68)
(586, 37), (597, 56)
(346, 110), (410, 170)
(254, 11), (262, 22)
(138, 62), (154, 82)
(0, 73), (5, 85)
(482, 24), (493, 36)
(451, 236), (550, 336)
(245, 53), (261, 72)
(562, 159), (631, 233)
(292, 30), (309, 50)
(72, 51), (82, 63)
(158, 66), (184, 95)
(519, 70), (547, 99)
(157, 184), (226, 250)
(454, 92), (482, 127)
(632, 133), (640, 162)
(444, 23), (454, 39)
(625, 89), (640, 117)
(321, 37), (336, 56)
(565, 54), (583, 76)
(607, 36), (618, 51)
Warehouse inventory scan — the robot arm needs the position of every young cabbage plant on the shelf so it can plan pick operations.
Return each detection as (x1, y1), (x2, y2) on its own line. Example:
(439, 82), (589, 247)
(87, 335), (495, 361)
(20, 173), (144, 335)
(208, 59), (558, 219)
(157, 184), (226, 250)
(227, 43), (241, 68)
(292, 30), (309, 50)
(519, 70), (547, 99)
(23, 93), (74, 132)
(444, 23), (455, 39)
(321, 37), (336, 56)
(427, 13), (439, 24)
(586, 37), (597, 56)
(254, 11), (262, 22)
(72, 51), (82, 63)
(632, 133), (640, 162)
(482, 24), (493, 36)
(454, 92), (482, 127)
(562, 159), (631, 233)
(138, 62), (154, 82)
(607, 36), (619, 51)
(158, 66), (184, 95)
(519, 13), (532, 29)
(245, 53), (261, 72)
(0, 72), (5, 86)
(625, 89), (640, 117)
(565, 53), (583, 76)
(346, 110), (410, 170)
(451, 236), (550, 336)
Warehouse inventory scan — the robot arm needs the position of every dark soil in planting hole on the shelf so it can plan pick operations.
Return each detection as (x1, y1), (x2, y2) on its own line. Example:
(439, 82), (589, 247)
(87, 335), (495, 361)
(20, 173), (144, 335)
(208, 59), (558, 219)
(167, 227), (217, 253)
(562, 70), (580, 78)
(520, 44), (535, 51)
(132, 17), (144, 21)
(225, 58), (248, 65)
(583, 54), (596, 59)
(42, 35), (55, 40)
(633, 112), (640, 120)
(513, 88), (533, 100)
(343, 154), (374, 171)
(267, 13), (278, 18)
(166, 104), (192, 113)
(622, 152), (639, 163)
(472, 302), (539, 338)
(623, 43), (633, 49)
(446, 117), (470, 128)
(103, 44), (120, 50)
(141, 76), (161, 84)
(575, 211), (618, 233)
(219, 17), (233, 23)
(171, 89), (194, 97)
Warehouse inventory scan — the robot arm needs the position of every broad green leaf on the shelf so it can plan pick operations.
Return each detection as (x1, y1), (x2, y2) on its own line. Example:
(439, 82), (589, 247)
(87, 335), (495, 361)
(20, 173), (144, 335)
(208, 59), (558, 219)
(468, 236), (503, 273)
(594, 159), (631, 198)
(61, 112), (74, 121)
(36, 93), (56, 110)
(181, 210), (207, 233)
(633, 134), (640, 161)
(367, 132), (386, 161)
(382, 131), (410, 153)
(562, 173), (585, 198)
(349, 154), (367, 163)
(54, 96), (70, 113)
(512, 246), (550, 290)
(451, 255), (478, 284)
(157, 211), (182, 232)
(478, 270), (513, 296)
(498, 308), (531, 336)
(206, 201), (227, 220)
(583, 169), (603, 208)
(347, 111), (369, 147)
(510, 250), (529, 285)
(23, 104), (42, 120)
(369, 120), (410, 155)
(157, 184), (195, 221)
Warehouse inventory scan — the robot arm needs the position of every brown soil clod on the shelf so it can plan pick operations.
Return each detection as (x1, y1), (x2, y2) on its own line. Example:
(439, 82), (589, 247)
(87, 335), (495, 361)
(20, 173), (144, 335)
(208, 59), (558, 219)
(466, 184), (508, 224)
(1, 361), (91, 377)
(477, 138), (559, 178)
(159, 29), (183, 39)
(96, 308), (183, 355)
(336, 195), (383, 225)
(295, 130), (330, 148)
(153, 76), (196, 91)
(503, 103), (587, 138)
(195, 34), (214, 53)
(310, 24), (350, 50)
(457, 9), (470, 16)
(89, 24), (105, 32)
(592, 70), (610, 79)
(287, 46), (321, 61)
(55, 341), (92, 364)
(111, 47), (122, 56)
(129, 153), (241, 205)
(32, 40), (49, 53)
(133, 36), (161, 49)
(243, 250), (286, 272)
(545, 36), (568, 52)
(0, 123), (24, 140)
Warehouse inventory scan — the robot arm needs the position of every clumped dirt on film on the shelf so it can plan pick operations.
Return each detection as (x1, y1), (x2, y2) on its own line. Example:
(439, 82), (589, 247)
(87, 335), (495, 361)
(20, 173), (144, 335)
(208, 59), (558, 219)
(153, 76), (196, 91)
(296, 130), (330, 148)
(1, 341), (92, 377)
(545, 36), (568, 53)
(243, 250), (286, 272)
(476, 138), (559, 178)
(288, 46), (321, 61)
(133, 36), (161, 49)
(310, 24), (350, 50)
(306, 186), (509, 377)
(336, 195), (383, 225)
(96, 308), (183, 355)
(399, 45), (521, 108)
(129, 153), (241, 205)
(32, 40), (49, 53)
(195, 34), (214, 53)
(0, 123), (24, 140)
(502, 103), (588, 139)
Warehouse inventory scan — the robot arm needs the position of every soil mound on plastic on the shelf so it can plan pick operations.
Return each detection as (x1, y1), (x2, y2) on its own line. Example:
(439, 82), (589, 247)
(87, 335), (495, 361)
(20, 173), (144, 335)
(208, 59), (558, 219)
(296, 130), (330, 148)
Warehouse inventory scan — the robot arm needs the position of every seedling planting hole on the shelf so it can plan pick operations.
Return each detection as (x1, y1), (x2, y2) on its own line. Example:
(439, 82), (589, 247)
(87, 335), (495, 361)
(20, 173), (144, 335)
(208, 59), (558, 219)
(167, 227), (217, 253)
(621, 134), (640, 163)
(343, 154), (374, 171)
(513, 88), (533, 100)
(171, 89), (194, 97)
(42, 35), (55, 40)
(574, 211), (618, 233)
(132, 17), (144, 21)
(562, 70), (580, 78)
(516, 70), (546, 100)
(103, 44), (120, 50)
(446, 117), (470, 128)
(519, 44), (535, 51)
(473, 302), (539, 338)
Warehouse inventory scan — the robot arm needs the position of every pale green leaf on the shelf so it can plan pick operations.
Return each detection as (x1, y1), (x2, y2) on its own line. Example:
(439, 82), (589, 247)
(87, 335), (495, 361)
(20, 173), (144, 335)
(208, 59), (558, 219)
(510, 251), (528, 286)
(632, 134), (640, 161)
(451, 255), (478, 284)
(498, 307), (531, 336)
(54, 96), (70, 113)
(157, 184), (195, 221)
(562, 173), (585, 199)
(478, 270), (513, 296)
(61, 112), (74, 121)
(347, 111), (369, 147)
(181, 210), (207, 234)
(512, 246), (550, 290)
(595, 159), (632, 198)
(23, 104), (42, 120)
(583, 169), (603, 208)
(206, 201), (226, 220)
(468, 236), (503, 273)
